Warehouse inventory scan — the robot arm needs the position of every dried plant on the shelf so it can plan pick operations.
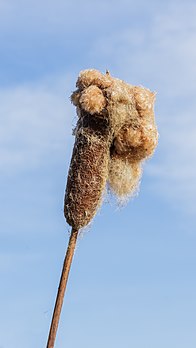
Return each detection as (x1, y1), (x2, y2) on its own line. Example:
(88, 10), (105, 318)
(46, 69), (158, 348)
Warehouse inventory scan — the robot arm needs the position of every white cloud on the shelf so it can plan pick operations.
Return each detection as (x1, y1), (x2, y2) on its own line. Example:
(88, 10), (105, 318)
(0, 74), (75, 174)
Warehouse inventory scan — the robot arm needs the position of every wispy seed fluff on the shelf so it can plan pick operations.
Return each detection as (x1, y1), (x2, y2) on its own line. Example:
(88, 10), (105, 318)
(64, 69), (158, 229)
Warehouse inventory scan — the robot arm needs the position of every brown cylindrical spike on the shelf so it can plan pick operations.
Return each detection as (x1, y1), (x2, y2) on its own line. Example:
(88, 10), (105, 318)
(64, 123), (111, 229)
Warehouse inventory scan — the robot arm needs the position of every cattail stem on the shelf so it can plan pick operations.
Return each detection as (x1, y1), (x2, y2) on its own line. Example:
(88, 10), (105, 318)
(46, 228), (79, 348)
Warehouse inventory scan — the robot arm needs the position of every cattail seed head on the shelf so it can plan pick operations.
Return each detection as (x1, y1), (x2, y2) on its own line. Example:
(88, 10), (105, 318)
(64, 69), (158, 228)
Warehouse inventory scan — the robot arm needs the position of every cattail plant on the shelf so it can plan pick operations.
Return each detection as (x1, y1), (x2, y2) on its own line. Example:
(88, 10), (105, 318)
(46, 69), (158, 348)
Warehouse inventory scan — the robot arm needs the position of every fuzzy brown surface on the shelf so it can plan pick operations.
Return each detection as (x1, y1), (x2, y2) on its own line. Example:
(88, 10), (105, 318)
(76, 69), (112, 89)
(64, 112), (111, 229)
(112, 120), (158, 163)
(64, 69), (158, 228)
(79, 85), (106, 115)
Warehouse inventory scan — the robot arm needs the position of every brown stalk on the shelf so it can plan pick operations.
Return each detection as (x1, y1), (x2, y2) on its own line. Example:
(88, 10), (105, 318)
(46, 228), (79, 348)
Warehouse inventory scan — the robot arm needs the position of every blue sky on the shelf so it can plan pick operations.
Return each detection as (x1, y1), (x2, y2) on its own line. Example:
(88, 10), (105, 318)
(1, 0), (196, 347)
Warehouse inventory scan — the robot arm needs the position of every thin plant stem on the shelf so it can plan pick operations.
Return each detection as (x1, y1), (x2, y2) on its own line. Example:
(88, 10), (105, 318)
(46, 228), (79, 348)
